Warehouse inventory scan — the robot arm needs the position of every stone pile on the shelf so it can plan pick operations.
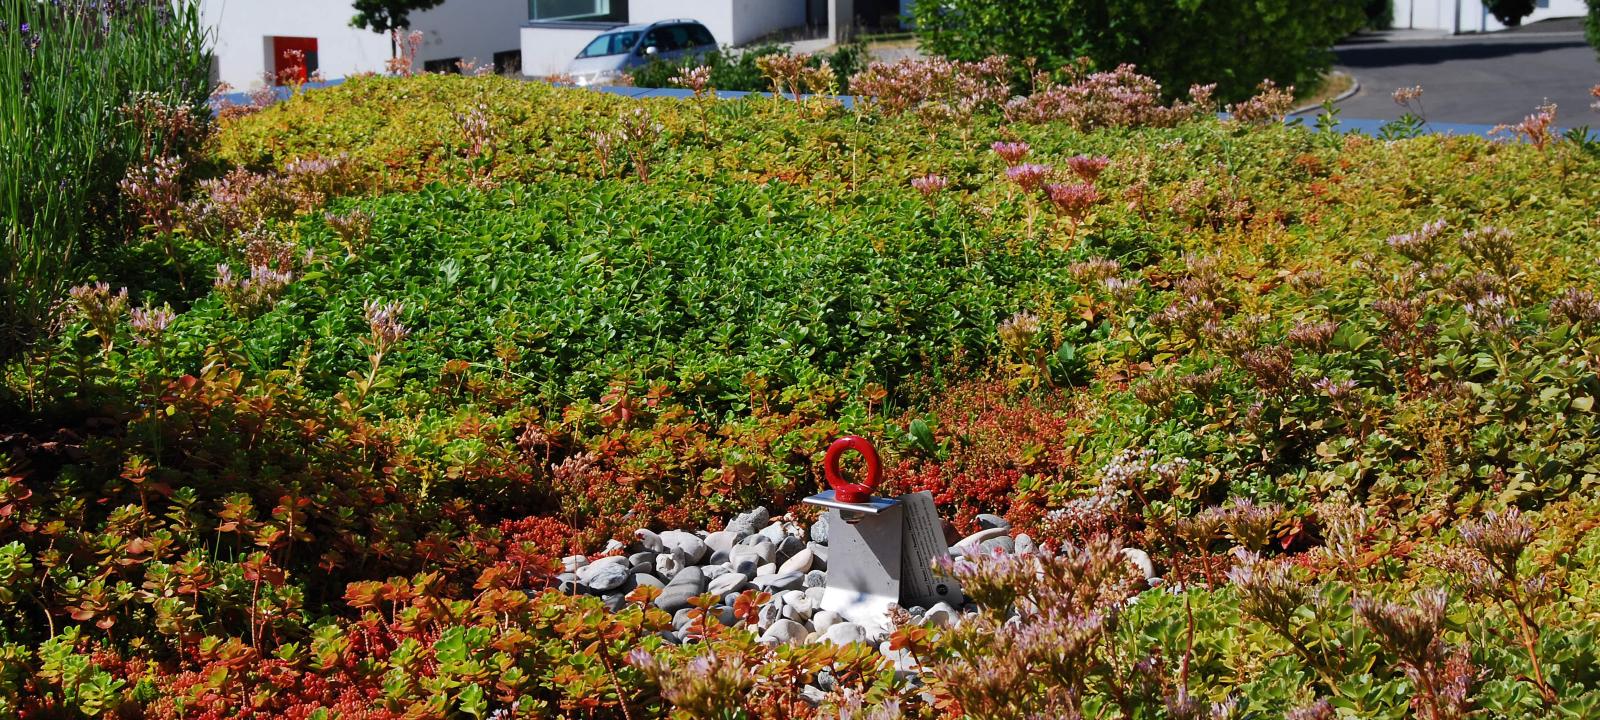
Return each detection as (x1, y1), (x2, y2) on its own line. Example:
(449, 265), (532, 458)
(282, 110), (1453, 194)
(556, 507), (1152, 662)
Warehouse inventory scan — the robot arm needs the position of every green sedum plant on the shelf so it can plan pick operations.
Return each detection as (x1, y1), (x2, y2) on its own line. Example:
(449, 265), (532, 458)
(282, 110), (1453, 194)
(5, 55), (1600, 719)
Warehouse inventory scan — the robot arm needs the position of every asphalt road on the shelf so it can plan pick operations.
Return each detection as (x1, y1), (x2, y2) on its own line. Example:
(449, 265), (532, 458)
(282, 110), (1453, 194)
(1327, 21), (1600, 126)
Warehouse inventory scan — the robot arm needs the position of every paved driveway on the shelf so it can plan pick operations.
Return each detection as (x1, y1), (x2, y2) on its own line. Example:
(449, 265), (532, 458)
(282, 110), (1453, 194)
(1327, 21), (1599, 126)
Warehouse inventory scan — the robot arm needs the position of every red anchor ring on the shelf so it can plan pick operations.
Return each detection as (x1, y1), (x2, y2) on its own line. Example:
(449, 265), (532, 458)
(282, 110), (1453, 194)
(824, 435), (880, 504)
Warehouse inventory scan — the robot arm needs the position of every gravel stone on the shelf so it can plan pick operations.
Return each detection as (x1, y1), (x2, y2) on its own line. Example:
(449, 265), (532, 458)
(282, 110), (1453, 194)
(633, 529), (665, 553)
(779, 547), (814, 574)
(725, 507), (770, 539)
(810, 515), (829, 545)
(754, 571), (805, 592)
(704, 530), (738, 555)
(654, 566), (705, 613)
(807, 542), (829, 569)
(953, 528), (1008, 553)
(761, 619), (809, 645)
(980, 536), (1016, 555)
(924, 602), (957, 628)
(757, 600), (783, 628)
(825, 622), (868, 646)
(803, 569), (827, 588)
(654, 551), (685, 582)
(707, 572), (749, 596)
(731, 543), (776, 567)
(759, 521), (787, 543)
(633, 574), (665, 590)
(577, 558), (631, 591)
(777, 535), (805, 559)
(660, 530), (708, 564)
(1122, 547), (1157, 582)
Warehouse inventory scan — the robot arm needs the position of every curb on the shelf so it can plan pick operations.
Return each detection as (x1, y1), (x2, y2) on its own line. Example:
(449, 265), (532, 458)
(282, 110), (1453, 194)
(1288, 71), (1361, 117)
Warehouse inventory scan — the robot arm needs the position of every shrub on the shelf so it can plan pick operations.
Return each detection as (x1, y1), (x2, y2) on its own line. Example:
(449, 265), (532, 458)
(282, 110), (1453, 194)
(1486, 0), (1537, 26)
(1588, 0), (1600, 60)
(629, 43), (867, 95)
(0, 0), (210, 355)
(910, 0), (1368, 102)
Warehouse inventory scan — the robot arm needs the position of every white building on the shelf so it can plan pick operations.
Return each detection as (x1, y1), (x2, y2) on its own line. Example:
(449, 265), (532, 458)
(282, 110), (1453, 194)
(1390, 0), (1587, 33)
(202, 0), (527, 89)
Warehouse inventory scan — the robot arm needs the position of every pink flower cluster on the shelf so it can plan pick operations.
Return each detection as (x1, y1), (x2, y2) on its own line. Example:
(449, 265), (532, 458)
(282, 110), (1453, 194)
(990, 141), (1030, 166)
(119, 155), (186, 235)
(1003, 64), (1213, 130)
(1045, 182), (1102, 220)
(69, 282), (129, 351)
(1005, 163), (1051, 192)
(850, 55), (1011, 119)
(1066, 154), (1110, 182)
(364, 299), (410, 355)
(214, 263), (294, 317)
(130, 303), (175, 346)
(910, 173), (949, 198)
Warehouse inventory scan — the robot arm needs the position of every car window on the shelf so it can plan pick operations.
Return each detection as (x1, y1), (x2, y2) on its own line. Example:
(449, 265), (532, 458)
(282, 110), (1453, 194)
(644, 27), (688, 53)
(665, 26), (691, 51)
(687, 24), (714, 47)
(577, 31), (638, 58)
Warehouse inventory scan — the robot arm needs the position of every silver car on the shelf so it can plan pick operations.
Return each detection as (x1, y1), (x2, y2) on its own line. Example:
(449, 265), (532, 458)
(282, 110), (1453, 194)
(567, 20), (718, 87)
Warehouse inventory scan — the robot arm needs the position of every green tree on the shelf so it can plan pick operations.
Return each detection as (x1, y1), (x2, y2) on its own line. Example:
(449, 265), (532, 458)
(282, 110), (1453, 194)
(910, 0), (1367, 103)
(1588, 0), (1600, 59)
(350, 0), (446, 34)
(1486, 0), (1536, 26)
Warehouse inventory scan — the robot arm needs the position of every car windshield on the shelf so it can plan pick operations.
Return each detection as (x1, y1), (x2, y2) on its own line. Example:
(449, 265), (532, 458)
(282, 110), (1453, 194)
(577, 31), (639, 58)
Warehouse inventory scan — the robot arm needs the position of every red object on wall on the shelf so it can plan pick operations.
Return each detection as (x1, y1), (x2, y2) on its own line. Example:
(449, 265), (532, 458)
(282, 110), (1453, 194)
(824, 436), (881, 504)
(272, 36), (319, 85)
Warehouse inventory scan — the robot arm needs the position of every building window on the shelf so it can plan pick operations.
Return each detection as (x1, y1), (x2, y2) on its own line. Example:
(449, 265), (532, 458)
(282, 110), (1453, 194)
(530, 0), (613, 20)
(493, 50), (522, 76)
(423, 57), (463, 74)
(270, 36), (319, 85)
